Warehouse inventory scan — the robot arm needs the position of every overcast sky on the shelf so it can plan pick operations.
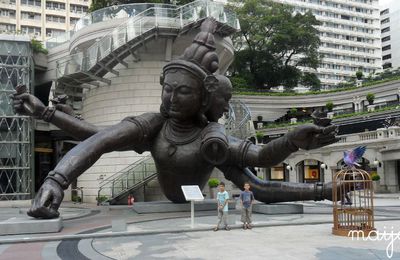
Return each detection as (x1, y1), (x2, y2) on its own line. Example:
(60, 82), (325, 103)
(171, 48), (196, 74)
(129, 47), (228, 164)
(380, 0), (394, 7)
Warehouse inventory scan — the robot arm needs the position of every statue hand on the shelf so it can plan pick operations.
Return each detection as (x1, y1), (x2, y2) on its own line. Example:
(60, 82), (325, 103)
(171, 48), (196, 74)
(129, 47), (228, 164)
(10, 92), (45, 118)
(27, 178), (64, 219)
(287, 124), (339, 150)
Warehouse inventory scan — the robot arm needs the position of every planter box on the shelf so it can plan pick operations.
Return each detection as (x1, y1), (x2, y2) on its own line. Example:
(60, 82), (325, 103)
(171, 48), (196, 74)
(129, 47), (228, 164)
(33, 52), (47, 70)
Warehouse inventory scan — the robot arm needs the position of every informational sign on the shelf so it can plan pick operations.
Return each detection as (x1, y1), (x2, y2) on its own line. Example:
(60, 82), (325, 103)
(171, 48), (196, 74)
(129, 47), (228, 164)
(181, 185), (204, 201)
(181, 185), (204, 228)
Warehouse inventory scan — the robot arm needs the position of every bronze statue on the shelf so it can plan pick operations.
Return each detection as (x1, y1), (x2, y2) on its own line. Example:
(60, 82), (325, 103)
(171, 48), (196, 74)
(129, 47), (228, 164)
(11, 18), (339, 219)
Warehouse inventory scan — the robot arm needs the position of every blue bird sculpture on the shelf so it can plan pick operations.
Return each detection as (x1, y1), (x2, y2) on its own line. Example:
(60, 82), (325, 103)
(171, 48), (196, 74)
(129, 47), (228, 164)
(343, 146), (366, 168)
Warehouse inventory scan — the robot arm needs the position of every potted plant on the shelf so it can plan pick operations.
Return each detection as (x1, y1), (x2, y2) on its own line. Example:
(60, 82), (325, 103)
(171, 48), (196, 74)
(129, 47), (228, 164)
(366, 93), (375, 105)
(366, 93), (375, 112)
(289, 108), (297, 124)
(325, 101), (334, 119)
(326, 101), (334, 112)
(256, 131), (264, 143)
(208, 178), (220, 199)
(370, 172), (380, 192)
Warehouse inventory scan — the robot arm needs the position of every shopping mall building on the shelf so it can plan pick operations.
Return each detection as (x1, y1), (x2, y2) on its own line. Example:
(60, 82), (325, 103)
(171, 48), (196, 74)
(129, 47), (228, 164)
(1, 1), (400, 204)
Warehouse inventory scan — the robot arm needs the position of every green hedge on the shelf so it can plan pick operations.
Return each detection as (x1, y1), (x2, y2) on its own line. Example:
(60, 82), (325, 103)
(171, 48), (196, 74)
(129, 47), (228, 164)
(260, 105), (399, 129)
(233, 76), (400, 96)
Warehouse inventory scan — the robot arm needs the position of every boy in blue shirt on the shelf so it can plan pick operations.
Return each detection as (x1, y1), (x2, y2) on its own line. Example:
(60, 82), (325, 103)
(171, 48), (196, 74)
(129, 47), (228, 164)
(240, 182), (254, 229)
(214, 182), (230, 231)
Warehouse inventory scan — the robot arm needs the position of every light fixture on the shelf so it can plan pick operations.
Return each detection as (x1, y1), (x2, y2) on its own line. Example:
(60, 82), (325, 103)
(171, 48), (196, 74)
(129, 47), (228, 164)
(286, 165), (293, 171)
(320, 163), (328, 170)
(373, 159), (382, 167)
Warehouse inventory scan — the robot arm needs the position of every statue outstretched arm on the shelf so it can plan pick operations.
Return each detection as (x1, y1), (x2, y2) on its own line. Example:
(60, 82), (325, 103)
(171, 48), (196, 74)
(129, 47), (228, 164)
(27, 113), (164, 219)
(229, 124), (339, 169)
(11, 91), (99, 140)
(219, 123), (339, 204)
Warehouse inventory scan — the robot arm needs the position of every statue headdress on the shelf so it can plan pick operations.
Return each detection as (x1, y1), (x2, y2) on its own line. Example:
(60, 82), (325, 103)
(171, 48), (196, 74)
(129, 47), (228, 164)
(161, 18), (220, 94)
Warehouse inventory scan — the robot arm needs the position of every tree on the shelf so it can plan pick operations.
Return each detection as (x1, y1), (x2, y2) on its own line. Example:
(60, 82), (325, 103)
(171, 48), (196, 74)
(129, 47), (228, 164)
(229, 0), (322, 90)
(356, 70), (363, 80)
(301, 72), (321, 91)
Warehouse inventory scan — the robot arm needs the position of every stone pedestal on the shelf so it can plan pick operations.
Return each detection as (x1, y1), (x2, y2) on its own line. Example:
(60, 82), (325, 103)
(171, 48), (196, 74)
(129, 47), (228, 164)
(132, 200), (235, 214)
(252, 203), (303, 215)
(367, 105), (375, 112)
(0, 217), (63, 235)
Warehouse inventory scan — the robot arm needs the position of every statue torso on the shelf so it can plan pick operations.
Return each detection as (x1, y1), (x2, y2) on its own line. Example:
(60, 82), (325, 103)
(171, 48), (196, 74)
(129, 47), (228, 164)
(151, 120), (214, 202)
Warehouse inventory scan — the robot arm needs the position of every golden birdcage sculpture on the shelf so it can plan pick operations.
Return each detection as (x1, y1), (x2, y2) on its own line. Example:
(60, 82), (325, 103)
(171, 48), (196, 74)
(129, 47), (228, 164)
(332, 168), (375, 236)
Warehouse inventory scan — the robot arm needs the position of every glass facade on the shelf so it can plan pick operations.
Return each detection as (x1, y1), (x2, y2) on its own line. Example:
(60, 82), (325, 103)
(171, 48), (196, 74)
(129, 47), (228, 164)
(0, 38), (33, 200)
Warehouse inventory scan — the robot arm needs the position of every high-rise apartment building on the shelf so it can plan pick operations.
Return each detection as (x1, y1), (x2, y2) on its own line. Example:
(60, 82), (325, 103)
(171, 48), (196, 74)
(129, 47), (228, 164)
(0, 0), (91, 41)
(217, 0), (382, 90)
(275, 0), (382, 90)
(380, 2), (400, 70)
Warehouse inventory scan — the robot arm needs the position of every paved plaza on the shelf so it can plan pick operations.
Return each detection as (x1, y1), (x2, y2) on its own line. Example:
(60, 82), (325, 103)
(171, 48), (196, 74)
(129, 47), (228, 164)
(1, 197), (400, 260)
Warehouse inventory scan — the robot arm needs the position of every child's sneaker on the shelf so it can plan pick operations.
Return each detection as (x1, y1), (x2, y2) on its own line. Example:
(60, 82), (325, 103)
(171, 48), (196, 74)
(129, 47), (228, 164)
(225, 226), (230, 231)
(242, 224), (247, 230)
(214, 227), (219, 232)
(247, 224), (252, 229)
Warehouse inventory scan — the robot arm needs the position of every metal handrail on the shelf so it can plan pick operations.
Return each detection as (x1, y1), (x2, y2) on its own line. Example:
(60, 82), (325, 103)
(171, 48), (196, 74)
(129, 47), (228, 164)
(97, 155), (156, 203)
(55, 0), (239, 79)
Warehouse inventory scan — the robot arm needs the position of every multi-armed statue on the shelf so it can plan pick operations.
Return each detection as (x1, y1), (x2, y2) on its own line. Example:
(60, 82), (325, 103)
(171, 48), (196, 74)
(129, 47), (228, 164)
(11, 18), (339, 219)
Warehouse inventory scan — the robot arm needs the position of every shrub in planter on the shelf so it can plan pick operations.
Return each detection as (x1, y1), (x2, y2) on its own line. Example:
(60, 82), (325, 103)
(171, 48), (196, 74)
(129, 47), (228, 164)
(96, 195), (108, 204)
(289, 108), (297, 118)
(256, 131), (264, 143)
(72, 195), (82, 203)
(326, 101), (334, 112)
(366, 93), (375, 105)
(371, 173), (380, 181)
(208, 178), (220, 188)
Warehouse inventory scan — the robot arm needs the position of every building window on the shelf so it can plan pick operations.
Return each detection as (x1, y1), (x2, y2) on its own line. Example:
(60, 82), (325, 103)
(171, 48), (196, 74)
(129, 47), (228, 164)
(341, 15), (350, 20)
(21, 12), (41, 20)
(70, 17), (79, 25)
(46, 28), (65, 37)
(70, 4), (88, 14)
(383, 54), (392, 60)
(0, 23), (16, 32)
(381, 27), (390, 33)
(21, 26), (41, 36)
(46, 2), (65, 10)
(381, 18), (390, 24)
(0, 9), (15, 18)
(20, 0), (41, 7)
(46, 15), (65, 23)
(383, 63), (392, 69)
(382, 45), (391, 51)
(382, 36), (391, 42)
(380, 8), (389, 15)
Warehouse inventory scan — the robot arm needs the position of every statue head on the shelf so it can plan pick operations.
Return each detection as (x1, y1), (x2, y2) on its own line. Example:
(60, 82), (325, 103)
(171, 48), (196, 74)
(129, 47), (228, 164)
(160, 18), (220, 125)
(205, 75), (232, 122)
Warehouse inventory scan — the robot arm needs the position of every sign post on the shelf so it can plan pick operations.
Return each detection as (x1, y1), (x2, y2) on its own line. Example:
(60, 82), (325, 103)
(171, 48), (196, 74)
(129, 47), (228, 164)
(181, 185), (204, 228)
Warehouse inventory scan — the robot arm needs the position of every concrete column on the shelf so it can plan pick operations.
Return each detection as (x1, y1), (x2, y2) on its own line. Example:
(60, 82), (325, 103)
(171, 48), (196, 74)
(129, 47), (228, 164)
(383, 160), (398, 192)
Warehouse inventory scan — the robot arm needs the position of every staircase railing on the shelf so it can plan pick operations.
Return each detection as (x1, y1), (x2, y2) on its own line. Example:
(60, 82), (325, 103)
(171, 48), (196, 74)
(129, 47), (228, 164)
(55, 0), (239, 80)
(97, 155), (156, 204)
(225, 100), (255, 139)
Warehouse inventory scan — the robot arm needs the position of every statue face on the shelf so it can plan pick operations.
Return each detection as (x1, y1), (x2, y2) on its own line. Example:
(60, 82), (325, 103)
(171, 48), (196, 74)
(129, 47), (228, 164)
(162, 70), (203, 121)
(207, 83), (232, 122)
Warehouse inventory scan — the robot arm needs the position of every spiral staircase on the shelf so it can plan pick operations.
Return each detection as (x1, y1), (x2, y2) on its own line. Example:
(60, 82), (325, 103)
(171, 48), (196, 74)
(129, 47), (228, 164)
(50, 0), (239, 112)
